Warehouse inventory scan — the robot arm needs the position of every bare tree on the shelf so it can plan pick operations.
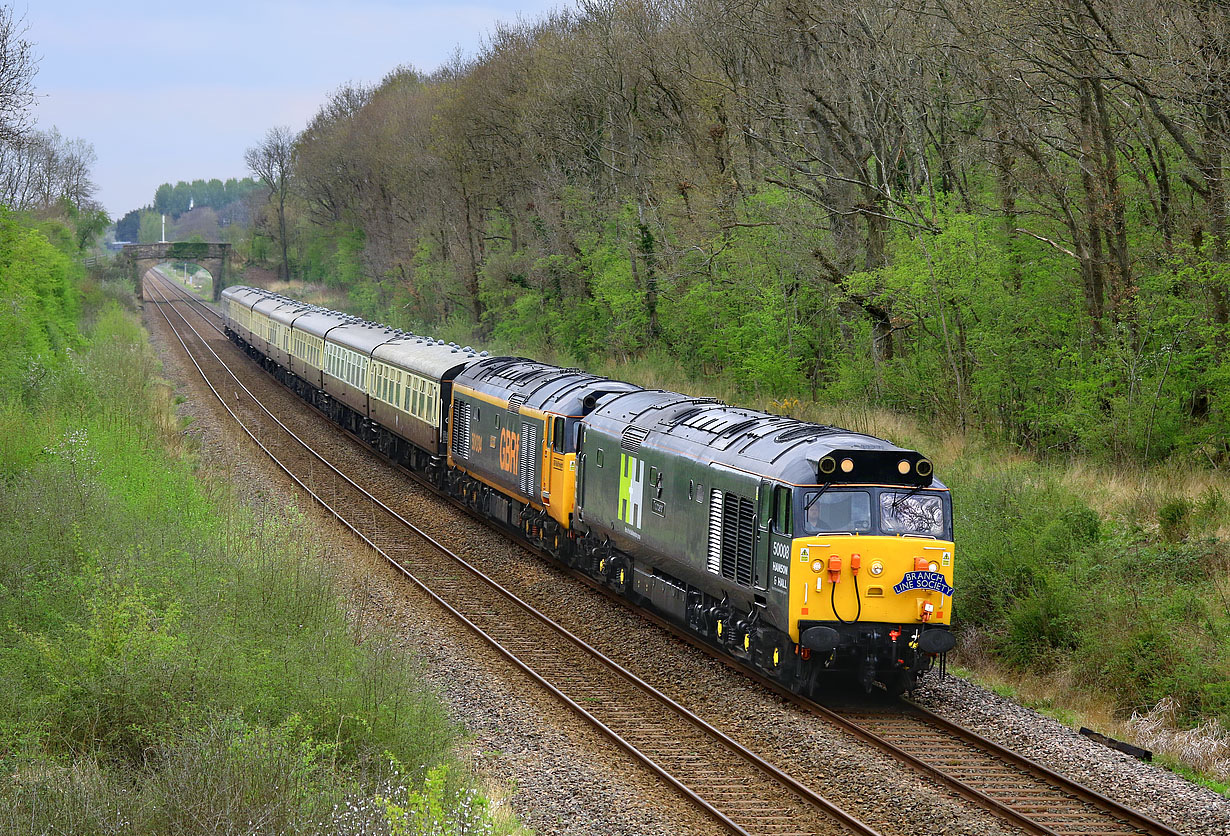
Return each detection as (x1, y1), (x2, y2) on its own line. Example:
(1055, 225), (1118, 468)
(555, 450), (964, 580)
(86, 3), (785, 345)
(245, 125), (297, 279)
(0, 6), (36, 146)
(0, 127), (98, 212)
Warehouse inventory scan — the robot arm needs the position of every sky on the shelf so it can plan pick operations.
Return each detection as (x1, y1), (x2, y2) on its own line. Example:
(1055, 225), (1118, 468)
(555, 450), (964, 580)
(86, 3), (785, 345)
(25, 0), (565, 219)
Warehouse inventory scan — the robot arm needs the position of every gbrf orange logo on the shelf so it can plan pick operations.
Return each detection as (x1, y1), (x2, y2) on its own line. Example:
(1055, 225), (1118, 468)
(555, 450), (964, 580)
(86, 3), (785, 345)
(499, 428), (519, 475)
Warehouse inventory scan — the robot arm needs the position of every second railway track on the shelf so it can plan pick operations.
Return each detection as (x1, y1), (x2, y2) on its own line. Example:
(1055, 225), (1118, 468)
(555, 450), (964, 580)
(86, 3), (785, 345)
(145, 271), (1201, 836)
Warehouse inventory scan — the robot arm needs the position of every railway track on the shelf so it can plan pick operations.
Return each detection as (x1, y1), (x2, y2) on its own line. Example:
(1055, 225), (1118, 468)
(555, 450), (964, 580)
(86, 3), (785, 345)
(146, 271), (1191, 836)
(823, 701), (1181, 836)
(143, 271), (878, 836)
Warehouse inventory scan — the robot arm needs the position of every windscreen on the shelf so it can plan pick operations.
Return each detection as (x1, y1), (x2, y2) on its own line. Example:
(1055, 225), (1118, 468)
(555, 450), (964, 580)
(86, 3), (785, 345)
(879, 490), (946, 537)
(801, 490), (873, 535)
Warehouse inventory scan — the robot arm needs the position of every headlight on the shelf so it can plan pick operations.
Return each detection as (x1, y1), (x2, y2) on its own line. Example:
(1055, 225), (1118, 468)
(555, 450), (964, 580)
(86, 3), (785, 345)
(928, 561), (939, 572)
(870, 560), (884, 576)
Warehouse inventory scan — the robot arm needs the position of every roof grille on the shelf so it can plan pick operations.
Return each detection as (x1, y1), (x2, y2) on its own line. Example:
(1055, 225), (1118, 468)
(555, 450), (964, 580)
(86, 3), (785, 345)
(621, 426), (650, 453)
(776, 425), (826, 443)
(508, 394), (526, 413)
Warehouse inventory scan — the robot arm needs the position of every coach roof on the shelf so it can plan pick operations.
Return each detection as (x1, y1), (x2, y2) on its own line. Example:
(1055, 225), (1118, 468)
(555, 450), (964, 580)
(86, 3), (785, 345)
(373, 335), (484, 381)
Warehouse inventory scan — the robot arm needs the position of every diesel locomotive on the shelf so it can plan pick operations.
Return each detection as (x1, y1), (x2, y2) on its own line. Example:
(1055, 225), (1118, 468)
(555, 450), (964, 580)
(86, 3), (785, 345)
(221, 284), (956, 695)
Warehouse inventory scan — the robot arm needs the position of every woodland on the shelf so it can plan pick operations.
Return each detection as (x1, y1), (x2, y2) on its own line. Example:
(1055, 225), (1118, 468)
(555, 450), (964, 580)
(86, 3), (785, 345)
(246, 0), (1230, 466)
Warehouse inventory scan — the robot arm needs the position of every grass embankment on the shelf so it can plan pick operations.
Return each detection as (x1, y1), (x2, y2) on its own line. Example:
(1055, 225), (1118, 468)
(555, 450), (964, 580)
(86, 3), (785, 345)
(1, 240), (517, 832)
(252, 275), (1230, 790)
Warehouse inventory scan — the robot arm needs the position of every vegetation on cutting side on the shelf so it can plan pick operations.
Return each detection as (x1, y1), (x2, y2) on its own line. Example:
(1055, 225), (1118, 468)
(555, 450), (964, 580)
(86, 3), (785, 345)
(0, 209), (516, 834)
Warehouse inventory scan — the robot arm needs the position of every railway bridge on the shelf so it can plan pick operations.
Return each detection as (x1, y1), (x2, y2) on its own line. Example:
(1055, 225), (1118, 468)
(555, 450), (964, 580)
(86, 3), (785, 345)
(122, 241), (231, 301)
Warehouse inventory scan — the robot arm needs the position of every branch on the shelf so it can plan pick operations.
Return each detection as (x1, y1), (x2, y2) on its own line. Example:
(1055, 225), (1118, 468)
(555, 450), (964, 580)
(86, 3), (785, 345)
(1014, 228), (1077, 260)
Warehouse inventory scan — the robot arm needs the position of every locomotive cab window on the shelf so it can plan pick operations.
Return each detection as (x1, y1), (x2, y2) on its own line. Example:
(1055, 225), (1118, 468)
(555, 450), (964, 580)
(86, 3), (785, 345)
(802, 489), (872, 535)
(879, 490), (947, 538)
(773, 486), (792, 533)
(552, 417), (565, 453)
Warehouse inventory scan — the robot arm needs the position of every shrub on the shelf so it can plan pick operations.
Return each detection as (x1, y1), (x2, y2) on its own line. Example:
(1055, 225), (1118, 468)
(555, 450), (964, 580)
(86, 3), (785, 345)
(1159, 497), (1192, 542)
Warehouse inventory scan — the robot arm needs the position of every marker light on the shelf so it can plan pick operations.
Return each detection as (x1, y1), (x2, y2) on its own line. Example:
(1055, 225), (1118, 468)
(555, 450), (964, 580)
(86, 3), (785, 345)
(812, 560), (824, 573)
(840, 458), (854, 473)
(898, 459), (911, 475)
(928, 561), (939, 572)
(870, 560), (884, 576)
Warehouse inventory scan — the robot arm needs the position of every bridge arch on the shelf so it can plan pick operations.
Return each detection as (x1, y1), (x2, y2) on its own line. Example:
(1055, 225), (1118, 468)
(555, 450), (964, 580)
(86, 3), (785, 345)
(121, 242), (231, 301)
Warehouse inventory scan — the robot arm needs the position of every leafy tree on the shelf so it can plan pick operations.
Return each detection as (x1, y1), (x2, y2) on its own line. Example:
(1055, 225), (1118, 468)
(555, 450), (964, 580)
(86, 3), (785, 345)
(114, 208), (141, 242)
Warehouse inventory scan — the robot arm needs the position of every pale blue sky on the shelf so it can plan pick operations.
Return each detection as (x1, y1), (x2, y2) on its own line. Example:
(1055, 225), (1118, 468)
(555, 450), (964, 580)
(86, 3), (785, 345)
(25, 1), (565, 218)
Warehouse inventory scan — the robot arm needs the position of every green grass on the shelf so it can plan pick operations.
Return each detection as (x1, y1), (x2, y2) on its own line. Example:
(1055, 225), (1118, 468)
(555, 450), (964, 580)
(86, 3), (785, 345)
(0, 287), (513, 833)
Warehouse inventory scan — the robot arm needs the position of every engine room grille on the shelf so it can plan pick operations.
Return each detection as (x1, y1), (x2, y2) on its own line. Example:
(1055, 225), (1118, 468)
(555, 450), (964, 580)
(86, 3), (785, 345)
(707, 489), (724, 575)
(452, 400), (471, 460)
(719, 493), (755, 587)
(518, 423), (538, 496)
(507, 393), (526, 413)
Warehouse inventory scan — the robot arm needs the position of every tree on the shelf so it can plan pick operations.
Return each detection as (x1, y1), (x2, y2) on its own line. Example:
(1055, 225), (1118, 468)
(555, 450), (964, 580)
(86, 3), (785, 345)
(0, 128), (99, 213)
(115, 208), (141, 242)
(245, 125), (297, 279)
(0, 6), (36, 145)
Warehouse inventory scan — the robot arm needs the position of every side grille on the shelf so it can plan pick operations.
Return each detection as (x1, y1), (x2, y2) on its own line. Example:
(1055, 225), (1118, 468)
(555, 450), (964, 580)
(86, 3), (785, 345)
(452, 400), (471, 459)
(707, 489), (724, 575)
(518, 422), (538, 496)
(718, 492), (756, 587)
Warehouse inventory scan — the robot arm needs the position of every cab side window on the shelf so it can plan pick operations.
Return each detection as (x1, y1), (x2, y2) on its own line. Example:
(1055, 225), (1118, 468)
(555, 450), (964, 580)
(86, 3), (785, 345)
(552, 417), (565, 453)
(773, 486), (792, 533)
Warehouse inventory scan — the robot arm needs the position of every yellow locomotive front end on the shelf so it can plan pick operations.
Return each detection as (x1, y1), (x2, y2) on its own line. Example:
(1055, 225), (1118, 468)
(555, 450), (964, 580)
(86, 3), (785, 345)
(787, 482), (955, 693)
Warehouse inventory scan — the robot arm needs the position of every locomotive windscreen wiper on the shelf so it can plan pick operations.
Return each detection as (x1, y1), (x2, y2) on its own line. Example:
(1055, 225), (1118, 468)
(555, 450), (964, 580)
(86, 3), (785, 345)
(804, 481), (834, 513)
(889, 484), (923, 512)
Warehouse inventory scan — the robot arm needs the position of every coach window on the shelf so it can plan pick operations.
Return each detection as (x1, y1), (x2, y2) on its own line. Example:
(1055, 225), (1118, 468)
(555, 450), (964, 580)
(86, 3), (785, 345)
(552, 417), (565, 453)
